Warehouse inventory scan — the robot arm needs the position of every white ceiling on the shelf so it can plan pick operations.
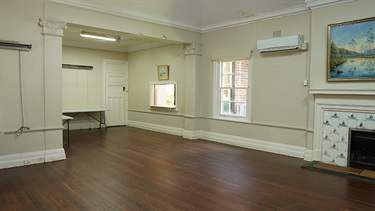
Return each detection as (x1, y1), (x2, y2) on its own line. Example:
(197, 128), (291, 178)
(56, 0), (327, 52)
(55, 0), (307, 31)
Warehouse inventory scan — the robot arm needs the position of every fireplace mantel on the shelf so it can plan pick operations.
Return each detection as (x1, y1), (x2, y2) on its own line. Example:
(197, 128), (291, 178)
(309, 89), (375, 96)
(311, 91), (375, 166)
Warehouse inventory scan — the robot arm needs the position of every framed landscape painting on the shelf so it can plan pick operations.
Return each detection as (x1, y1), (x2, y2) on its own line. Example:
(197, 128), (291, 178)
(327, 17), (375, 81)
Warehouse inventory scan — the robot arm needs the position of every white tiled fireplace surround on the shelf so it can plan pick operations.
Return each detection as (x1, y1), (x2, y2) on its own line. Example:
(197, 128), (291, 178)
(310, 89), (375, 167)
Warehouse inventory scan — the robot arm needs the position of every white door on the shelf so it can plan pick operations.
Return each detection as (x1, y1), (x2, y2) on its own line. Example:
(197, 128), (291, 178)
(104, 60), (128, 126)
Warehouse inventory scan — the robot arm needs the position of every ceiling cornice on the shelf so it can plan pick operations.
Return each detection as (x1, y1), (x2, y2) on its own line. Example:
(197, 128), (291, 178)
(203, 0), (358, 32)
(49, 0), (358, 33)
(305, 0), (357, 9)
(202, 5), (309, 32)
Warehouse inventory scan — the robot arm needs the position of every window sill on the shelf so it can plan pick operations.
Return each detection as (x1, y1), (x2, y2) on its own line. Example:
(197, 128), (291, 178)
(149, 106), (178, 112)
(216, 115), (249, 123)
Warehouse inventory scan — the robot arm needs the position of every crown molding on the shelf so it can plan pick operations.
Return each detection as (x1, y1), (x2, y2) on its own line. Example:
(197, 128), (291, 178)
(305, 0), (357, 9)
(203, 0), (357, 32)
(202, 5), (309, 32)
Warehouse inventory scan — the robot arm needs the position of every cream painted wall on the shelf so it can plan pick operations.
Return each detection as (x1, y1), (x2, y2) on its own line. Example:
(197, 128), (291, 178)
(0, 1), (65, 167)
(198, 0), (374, 152)
(1, 2), (45, 133)
(127, 44), (187, 132)
(62, 46), (127, 110)
(200, 12), (311, 147)
(199, 119), (307, 148)
(306, 0), (375, 153)
(310, 0), (375, 89)
(127, 1), (374, 155)
(128, 44), (186, 113)
(128, 111), (185, 131)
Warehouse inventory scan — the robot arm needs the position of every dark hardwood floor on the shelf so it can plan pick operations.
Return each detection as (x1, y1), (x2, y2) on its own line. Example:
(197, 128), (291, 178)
(1, 127), (374, 210)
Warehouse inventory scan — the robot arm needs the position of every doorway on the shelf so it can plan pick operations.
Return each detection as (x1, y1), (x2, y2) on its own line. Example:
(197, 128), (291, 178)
(104, 59), (128, 126)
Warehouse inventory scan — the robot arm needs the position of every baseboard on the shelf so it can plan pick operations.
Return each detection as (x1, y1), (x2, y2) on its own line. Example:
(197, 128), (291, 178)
(128, 120), (183, 136)
(0, 148), (66, 169)
(303, 150), (313, 161)
(183, 130), (201, 140)
(200, 131), (306, 159)
(128, 120), (307, 159)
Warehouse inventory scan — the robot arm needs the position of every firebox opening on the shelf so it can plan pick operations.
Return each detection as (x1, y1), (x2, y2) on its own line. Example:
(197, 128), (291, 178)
(348, 128), (375, 171)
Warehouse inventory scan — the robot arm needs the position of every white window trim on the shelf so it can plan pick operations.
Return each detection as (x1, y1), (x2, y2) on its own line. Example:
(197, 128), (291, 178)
(213, 59), (251, 122)
(149, 81), (178, 111)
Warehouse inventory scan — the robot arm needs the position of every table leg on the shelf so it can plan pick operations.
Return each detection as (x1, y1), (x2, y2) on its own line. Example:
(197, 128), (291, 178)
(104, 111), (107, 131)
(67, 119), (70, 146)
(99, 111), (102, 130)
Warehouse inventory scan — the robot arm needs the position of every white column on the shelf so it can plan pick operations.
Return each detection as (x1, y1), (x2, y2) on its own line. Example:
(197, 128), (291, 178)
(38, 18), (67, 149)
(183, 43), (202, 139)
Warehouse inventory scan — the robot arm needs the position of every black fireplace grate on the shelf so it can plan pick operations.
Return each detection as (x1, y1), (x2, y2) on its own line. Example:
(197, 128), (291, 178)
(348, 128), (375, 171)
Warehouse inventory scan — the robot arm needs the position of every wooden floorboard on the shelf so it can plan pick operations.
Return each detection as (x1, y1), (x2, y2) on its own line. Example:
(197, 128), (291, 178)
(1, 126), (375, 210)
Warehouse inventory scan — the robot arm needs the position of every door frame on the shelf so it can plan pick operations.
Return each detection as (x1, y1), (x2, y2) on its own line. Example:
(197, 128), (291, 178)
(103, 59), (128, 126)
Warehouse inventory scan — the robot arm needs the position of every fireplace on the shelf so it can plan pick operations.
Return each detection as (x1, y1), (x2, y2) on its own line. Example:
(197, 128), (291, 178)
(309, 90), (375, 167)
(348, 128), (375, 171)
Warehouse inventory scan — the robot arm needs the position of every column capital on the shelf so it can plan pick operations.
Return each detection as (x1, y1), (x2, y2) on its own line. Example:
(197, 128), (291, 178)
(184, 43), (202, 56)
(38, 18), (67, 37)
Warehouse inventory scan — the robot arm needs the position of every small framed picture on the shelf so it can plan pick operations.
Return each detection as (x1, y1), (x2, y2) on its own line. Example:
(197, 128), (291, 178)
(158, 65), (169, 80)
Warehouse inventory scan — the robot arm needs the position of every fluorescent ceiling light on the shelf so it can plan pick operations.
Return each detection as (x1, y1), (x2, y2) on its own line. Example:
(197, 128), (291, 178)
(80, 31), (116, 41)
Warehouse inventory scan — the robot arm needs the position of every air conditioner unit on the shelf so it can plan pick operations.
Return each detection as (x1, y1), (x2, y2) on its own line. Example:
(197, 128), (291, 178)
(0, 41), (32, 51)
(257, 35), (306, 53)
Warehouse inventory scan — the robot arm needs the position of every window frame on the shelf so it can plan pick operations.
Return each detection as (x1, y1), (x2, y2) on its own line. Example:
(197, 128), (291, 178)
(149, 81), (178, 111)
(213, 58), (251, 122)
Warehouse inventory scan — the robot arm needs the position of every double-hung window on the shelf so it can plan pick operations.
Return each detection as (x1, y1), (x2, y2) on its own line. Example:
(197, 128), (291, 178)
(215, 59), (249, 119)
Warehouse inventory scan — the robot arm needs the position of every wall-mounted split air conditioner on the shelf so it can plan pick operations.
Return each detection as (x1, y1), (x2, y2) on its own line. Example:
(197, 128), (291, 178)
(257, 35), (307, 53)
(0, 41), (32, 51)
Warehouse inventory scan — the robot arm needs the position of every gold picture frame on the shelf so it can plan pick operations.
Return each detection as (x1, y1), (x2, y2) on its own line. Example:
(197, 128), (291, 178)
(327, 17), (375, 81)
(158, 65), (169, 80)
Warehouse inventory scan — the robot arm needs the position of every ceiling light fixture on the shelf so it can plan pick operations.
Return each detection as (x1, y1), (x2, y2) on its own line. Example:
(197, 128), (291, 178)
(80, 31), (116, 41)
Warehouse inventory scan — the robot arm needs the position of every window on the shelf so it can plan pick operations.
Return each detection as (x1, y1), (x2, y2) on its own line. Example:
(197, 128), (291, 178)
(149, 81), (177, 110)
(214, 59), (249, 119)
